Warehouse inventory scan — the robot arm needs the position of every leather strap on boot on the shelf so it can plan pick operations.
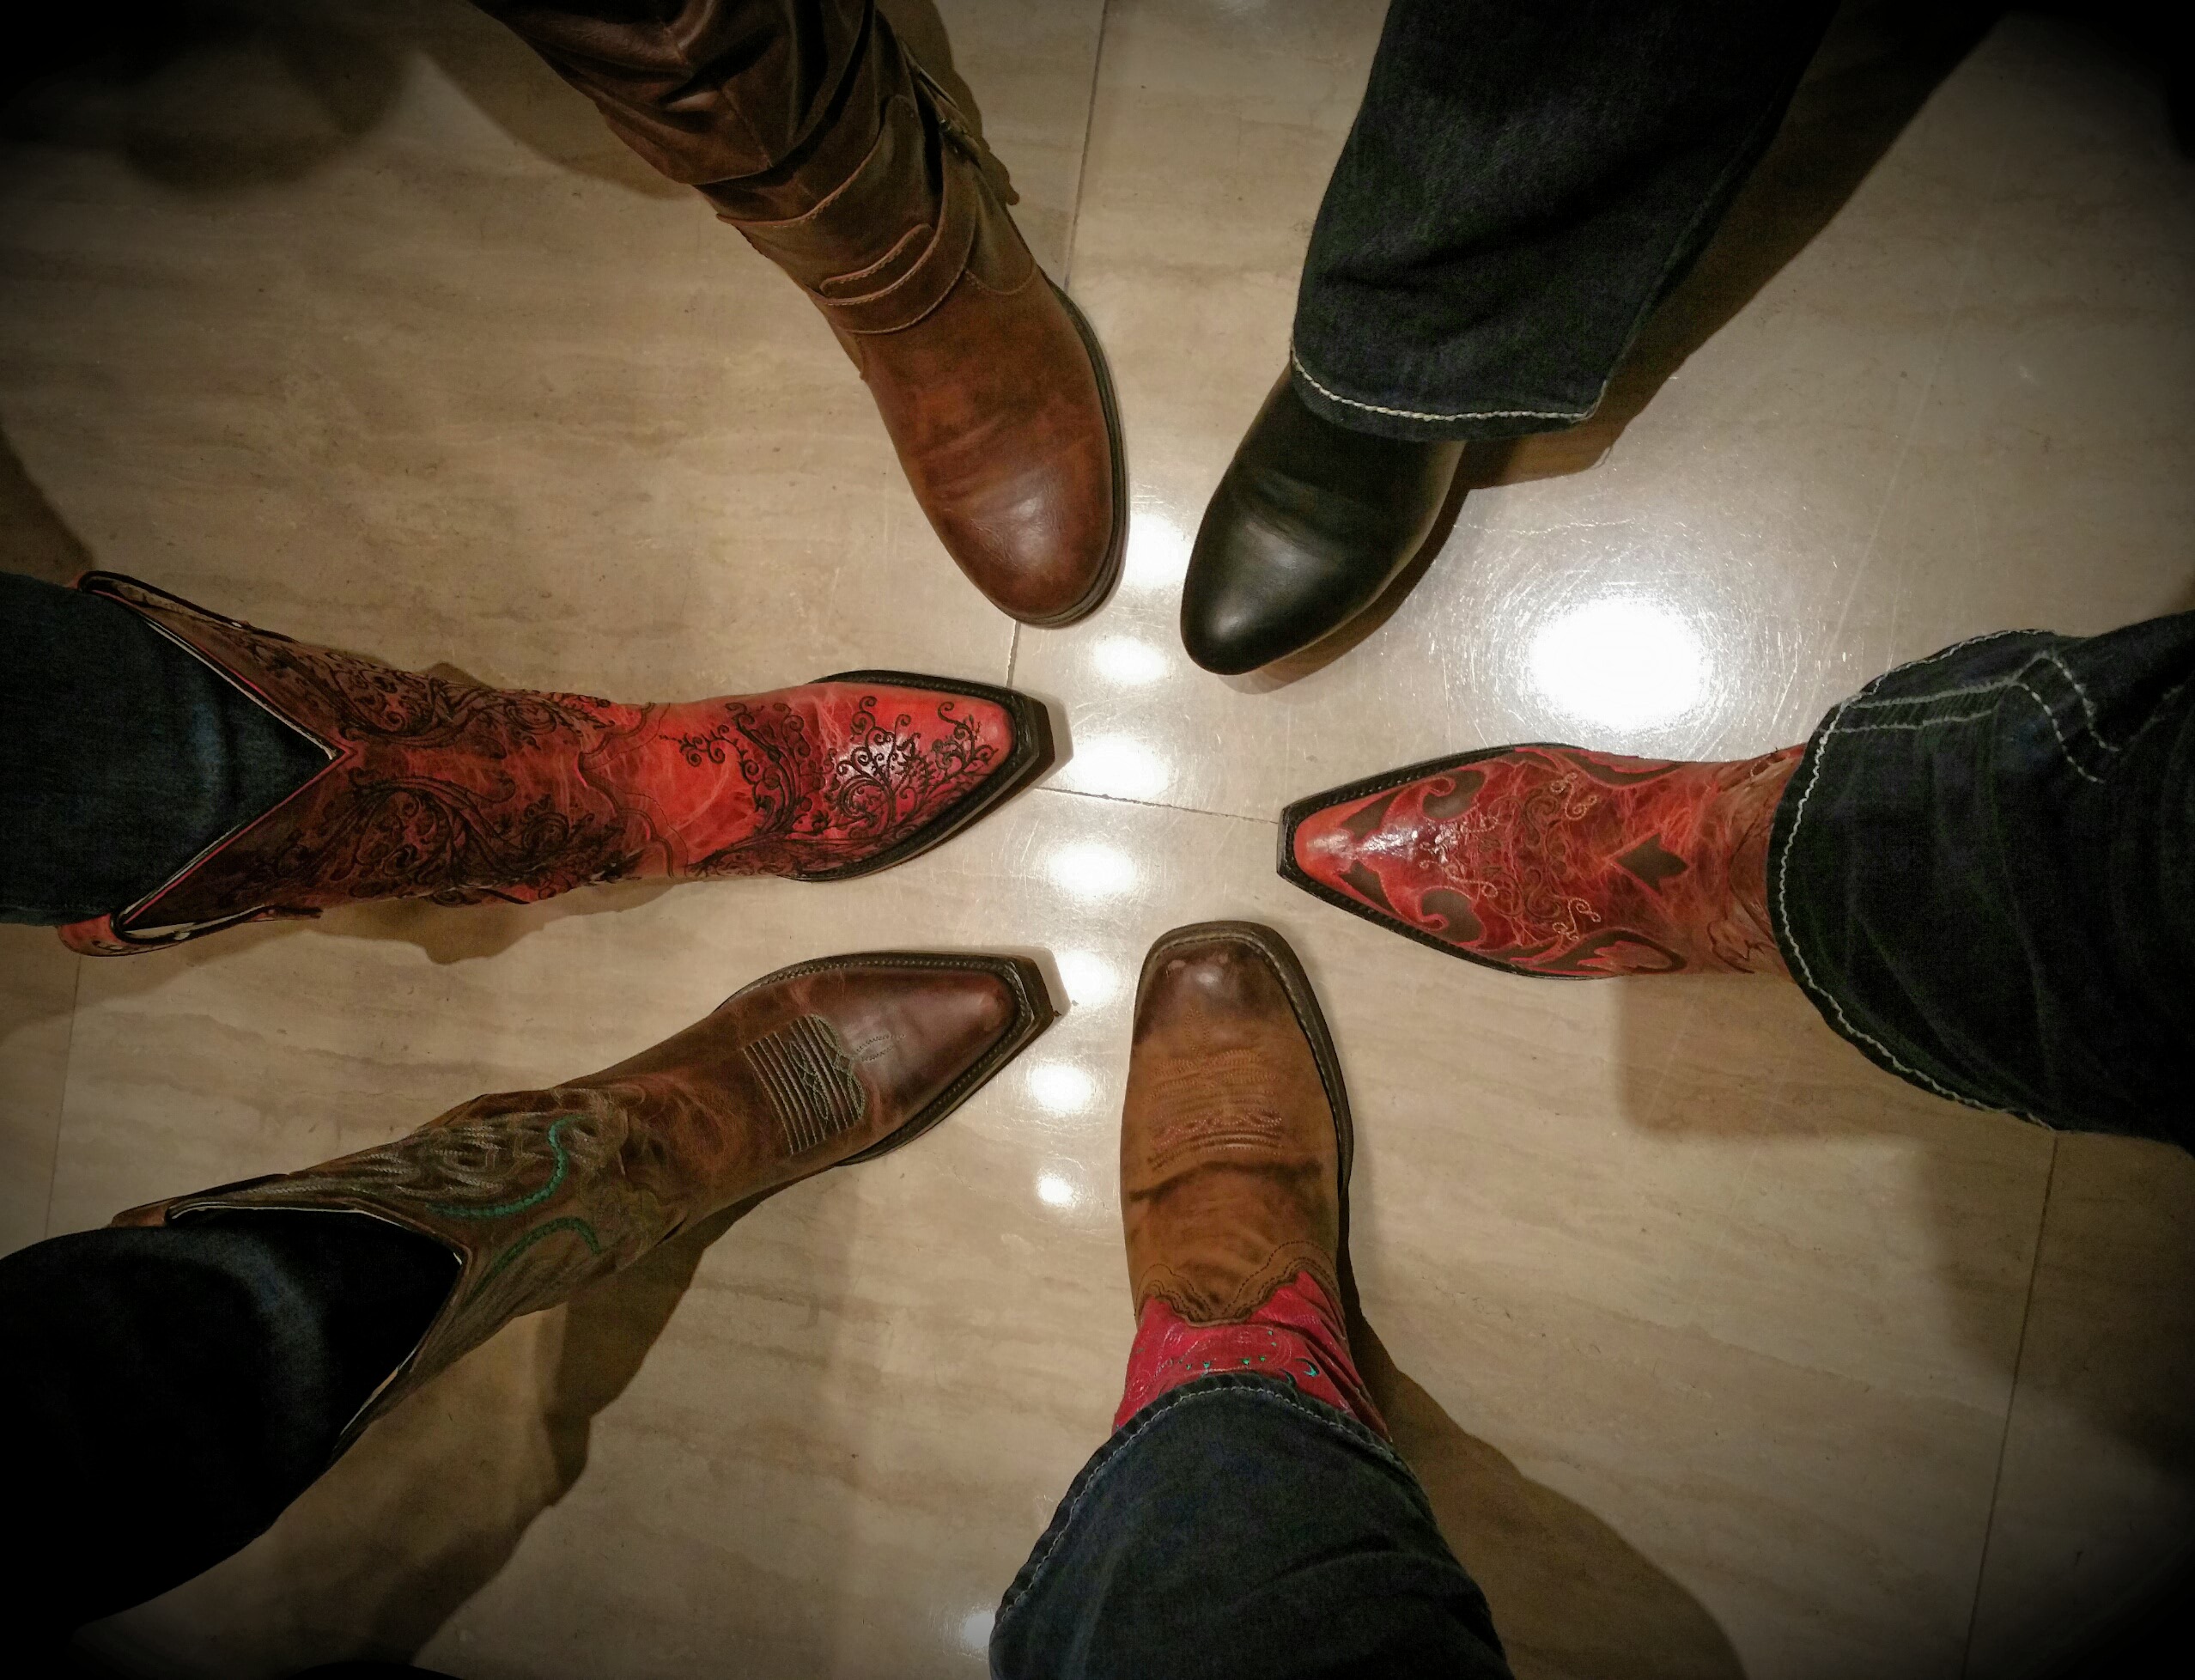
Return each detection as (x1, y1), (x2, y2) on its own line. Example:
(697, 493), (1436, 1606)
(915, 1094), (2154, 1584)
(733, 61), (1032, 336)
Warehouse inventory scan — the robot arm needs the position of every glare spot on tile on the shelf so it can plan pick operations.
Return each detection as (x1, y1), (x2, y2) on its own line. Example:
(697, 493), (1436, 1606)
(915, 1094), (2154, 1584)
(1091, 634), (1168, 685)
(1073, 733), (1172, 801)
(958, 1608), (994, 1652)
(1055, 947), (1122, 1007)
(1027, 1060), (1097, 1114)
(1120, 503), (1190, 591)
(1045, 839), (1139, 899)
(1527, 592), (1709, 731)
(1036, 1172), (1081, 1209)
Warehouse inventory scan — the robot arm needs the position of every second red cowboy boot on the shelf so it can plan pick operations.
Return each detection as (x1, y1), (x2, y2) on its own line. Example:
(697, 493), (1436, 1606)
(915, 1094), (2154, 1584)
(57, 574), (1052, 954)
(1114, 922), (1386, 1433)
(112, 950), (1055, 1454)
(1280, 745), (1803, 977)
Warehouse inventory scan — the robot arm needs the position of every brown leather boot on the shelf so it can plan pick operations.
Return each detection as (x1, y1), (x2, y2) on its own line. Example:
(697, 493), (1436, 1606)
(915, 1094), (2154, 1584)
(112, 951), (1054, 1453)
(733, 37), (1124, 626)
(1122, 922), (1353, 1332)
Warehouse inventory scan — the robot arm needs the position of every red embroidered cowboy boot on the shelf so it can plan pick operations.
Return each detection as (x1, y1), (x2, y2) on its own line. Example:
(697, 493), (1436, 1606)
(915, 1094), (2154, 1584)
(1280, 745), (1803, 977)
(58, 574), (1053, 954)
(112, 950), (1055, 1454)
(1115, 922), (1385, 1434)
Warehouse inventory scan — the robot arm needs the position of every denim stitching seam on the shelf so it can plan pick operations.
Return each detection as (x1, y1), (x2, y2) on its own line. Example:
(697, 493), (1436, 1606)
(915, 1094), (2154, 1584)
(1289, 343), (1594, 424)
(993, 1381), (1411, 1623)
(2013, 679), (2107, 785)
(1776, 697), (1994, 1113)
(2041, 650), (2123, 753)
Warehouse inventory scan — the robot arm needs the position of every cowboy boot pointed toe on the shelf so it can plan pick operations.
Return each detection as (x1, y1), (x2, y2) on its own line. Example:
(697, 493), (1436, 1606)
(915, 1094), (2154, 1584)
(1181, 375), (1462, 674)
(1280, 744), (1802, 977)
(109, 949), (1053, 1452)
(56, 578), (1055, 953)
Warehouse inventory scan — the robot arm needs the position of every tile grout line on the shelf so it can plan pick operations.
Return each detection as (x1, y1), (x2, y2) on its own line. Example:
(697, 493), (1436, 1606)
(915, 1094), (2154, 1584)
(1037, 782), (1276, 829)
(1056, 0), (1113, 293)
(1956, 1129), (2059, 1679)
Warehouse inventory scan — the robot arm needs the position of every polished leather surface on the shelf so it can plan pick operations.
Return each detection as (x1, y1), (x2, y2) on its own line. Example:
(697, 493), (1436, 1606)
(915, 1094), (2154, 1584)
(1180, 374), (1463, 673)
(1284, 745), (1801, 977)
(56, 575), (1049, 953)
(1120, 922), (1346, 1326)
(739, 44), (1123, 625)
(114, 951), (1055, 1446)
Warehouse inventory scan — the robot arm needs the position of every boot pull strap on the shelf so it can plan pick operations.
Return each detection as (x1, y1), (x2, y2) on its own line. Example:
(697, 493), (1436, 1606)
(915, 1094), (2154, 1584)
(909, 60), (1019, 208)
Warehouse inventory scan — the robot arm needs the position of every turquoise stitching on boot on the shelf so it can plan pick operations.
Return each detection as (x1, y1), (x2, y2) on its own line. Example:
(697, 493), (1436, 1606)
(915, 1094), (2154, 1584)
(468, 1215), (604, 1300)
(429, 1113), (580, 1220)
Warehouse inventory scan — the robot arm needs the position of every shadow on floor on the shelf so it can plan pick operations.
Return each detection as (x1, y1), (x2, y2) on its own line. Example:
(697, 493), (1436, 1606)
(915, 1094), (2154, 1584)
(1348, 1304), (1747, 1680)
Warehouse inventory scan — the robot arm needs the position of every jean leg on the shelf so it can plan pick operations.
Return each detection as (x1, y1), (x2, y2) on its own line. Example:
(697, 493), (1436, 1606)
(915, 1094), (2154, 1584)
(0, 572), (325, 924)
(1768, 616), (2195, 1144)
(991, 1373), (1510, 1680)
(0, 1210), (454, 1639)
(1292, 0), (1837, 441)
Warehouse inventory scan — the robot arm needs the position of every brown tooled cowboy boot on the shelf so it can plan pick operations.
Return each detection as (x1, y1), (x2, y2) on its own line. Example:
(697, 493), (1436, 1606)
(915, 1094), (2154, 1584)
(57, 574), (1052, 954)
(112, 951), (1054, 1453)
(731, 24), (1124, 626)
(1114, 922), (1384, 1431)
(1280, 744), (1801, 977)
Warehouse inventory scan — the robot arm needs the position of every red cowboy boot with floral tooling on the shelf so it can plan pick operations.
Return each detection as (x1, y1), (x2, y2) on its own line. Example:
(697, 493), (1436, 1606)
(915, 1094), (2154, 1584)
(1280, 745), (1803, 977)
(57, 573), (1053, 954)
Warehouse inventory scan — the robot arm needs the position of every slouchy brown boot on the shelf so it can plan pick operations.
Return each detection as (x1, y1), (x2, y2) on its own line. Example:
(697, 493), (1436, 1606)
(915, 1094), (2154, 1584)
(477, 1), (1122, 626)
(733, 44), (1124, 625)
(112, 950), (1054, 1452)
(58, 574), (1051, 954)
(1114, 922), (1384, 1431)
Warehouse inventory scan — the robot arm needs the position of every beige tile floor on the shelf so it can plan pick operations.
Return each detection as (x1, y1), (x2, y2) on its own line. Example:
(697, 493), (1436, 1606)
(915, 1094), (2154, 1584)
(2, 3), (2191, 1677)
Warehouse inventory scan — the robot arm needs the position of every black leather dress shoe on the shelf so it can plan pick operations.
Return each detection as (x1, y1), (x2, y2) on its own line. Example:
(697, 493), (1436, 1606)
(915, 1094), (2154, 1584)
(1180, 374), (1462, 675)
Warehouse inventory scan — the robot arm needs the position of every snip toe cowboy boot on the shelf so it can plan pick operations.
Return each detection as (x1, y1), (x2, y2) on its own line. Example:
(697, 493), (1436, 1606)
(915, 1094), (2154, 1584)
(1116, 922), (1384, 1432)
(1180, 374), (1462, 674)
(1280, 745), (1803, 977)
(111, 952), (1054, 1453)
(57, 574), (1052, 954)
(733, 27), (1124, 627)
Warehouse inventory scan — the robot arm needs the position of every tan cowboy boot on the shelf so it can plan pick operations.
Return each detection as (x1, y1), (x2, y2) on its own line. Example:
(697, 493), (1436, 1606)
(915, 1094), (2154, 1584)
(112, 950), (1054, 1453)
(1115, 922), (1383, 1429)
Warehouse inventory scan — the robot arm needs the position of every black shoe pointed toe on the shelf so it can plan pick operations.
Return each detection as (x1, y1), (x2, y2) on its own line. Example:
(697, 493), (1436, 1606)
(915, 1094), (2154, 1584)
(1180, 374), (1462, 675)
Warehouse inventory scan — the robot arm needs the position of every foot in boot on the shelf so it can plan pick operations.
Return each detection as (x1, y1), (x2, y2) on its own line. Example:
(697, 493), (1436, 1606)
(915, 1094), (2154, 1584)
(1116, 922), (1382, 1427)
(58, 575), (1054, 953)
(1180, 374), (1462, 674)
(112, 951), (1055, 1450)
(735, 31), (1122, 627)
(1280, 745), (1802, 977)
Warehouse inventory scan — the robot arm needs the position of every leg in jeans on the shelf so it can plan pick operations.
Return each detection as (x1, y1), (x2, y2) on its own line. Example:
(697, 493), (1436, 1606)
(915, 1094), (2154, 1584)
(1293, 0), (1840, 441)
(1278, 613), (2195, 1145)
(3, 951), (1050, 1640)
(992, 923), (1510, 1677)
(1180, 0), (1839, 676)
(467, 0), (1123, 625)
(0, 570), (324, 924)
(0, 1212), (453, 1641)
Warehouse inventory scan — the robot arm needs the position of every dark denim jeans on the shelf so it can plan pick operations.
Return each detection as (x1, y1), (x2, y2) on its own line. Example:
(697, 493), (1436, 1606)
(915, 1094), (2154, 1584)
(1292, 0), (1839, 441)
(990, 1373), (1510, 1680)
(0, 1212), (453, 1642)
(0, 571), (321, 923)
(1770, 615), (2195, 1144)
